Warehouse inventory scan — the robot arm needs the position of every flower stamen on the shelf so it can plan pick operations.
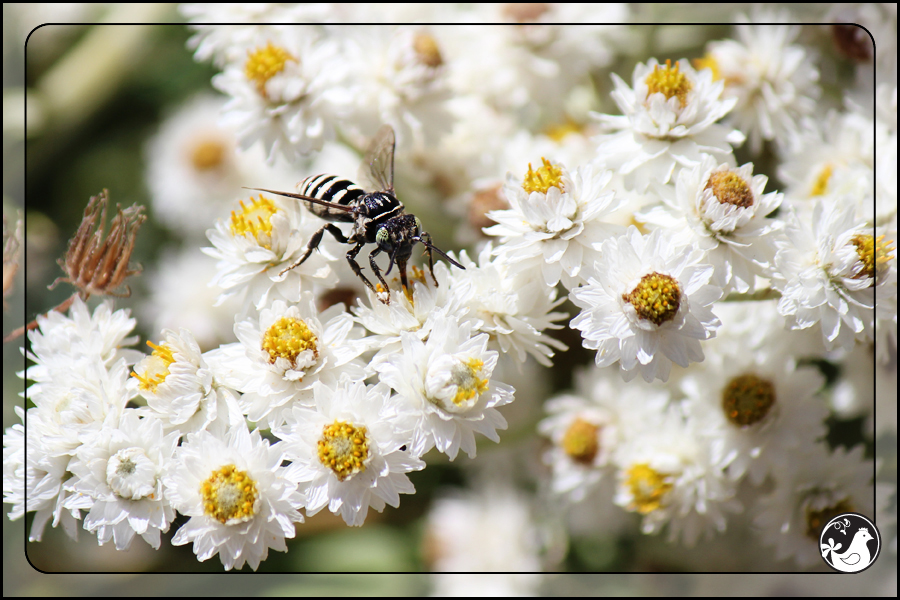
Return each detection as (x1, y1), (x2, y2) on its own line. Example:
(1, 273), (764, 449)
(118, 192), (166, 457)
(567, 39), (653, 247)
(523, 158), (564, 194)
(317, 420), (370, 481)
(201, 464), (260, 524)
(645, 59), (692, 107)
(623, 272), (682, 326)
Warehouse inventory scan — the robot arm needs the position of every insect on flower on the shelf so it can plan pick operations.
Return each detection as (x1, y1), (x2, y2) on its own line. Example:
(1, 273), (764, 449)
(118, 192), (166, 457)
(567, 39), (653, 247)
(249, 124), (464, 304)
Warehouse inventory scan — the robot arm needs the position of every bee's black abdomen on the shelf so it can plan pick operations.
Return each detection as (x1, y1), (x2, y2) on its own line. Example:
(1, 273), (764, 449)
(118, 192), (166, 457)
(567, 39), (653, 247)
(299, 174), (365, 221)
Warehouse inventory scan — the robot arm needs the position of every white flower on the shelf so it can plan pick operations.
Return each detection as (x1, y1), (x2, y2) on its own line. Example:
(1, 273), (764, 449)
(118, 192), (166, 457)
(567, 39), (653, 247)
(375, 313), (514, 460)
(131, 328), (243, 435)
(163, 423), (304, 571)
(449, 244), (568, 367)
(203, 194), (338, 315)
(592, 58), (744, 191)
(700, 17), (820, 153)
(570, 227), (722, 382)
(613, 403), (742, 546)
(753, 443), (873, 567)
(773, 202), (876, 352)
(681, 353), (828, 485)
(273, 378), (423, 527)
(63, 411), (179, 550)
(212, 30), (351, 163)
(485, 159), (623, 288)
(206, 296), (367, 429)
(637, 155), (784, 293)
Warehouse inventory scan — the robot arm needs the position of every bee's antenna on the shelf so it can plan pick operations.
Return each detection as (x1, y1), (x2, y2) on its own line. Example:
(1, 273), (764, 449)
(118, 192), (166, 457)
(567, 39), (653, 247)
(414, 237), (465, 270)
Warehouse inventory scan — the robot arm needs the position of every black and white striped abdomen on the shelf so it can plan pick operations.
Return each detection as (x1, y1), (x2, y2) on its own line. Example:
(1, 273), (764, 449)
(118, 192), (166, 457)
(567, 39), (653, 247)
(297, 174), (366, 220)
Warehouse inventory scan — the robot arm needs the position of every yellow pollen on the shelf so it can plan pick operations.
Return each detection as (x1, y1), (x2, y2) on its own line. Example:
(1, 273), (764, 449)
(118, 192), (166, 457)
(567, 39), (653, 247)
(645, 59), (692, 107)
(692, 54), (721, 81)
(623, 272), (682, 326)
(130, 340), (176, 393)
(810, 164), (833, 197)
(523, 158), (564, 194)
(229, 195), (278, 249)
(562, 418), (600, 465)
(705, 171), (754, 208)
(721, 374), (776, 427)
(625, 464), (672, 514)
(245, 42), (296, 96)
(806, 499), (854, 540)
(852, 233), (895, 285)
(410, 265), (428, 285)
(375, 282), (387, 294)
(451, 358), (490, 406)
(413, 32), (443, 68)
(317, 420), (370, 481)
(190, 138), (227, 171)
(261, 316), (318, 365)
(201, 464), (259, 524)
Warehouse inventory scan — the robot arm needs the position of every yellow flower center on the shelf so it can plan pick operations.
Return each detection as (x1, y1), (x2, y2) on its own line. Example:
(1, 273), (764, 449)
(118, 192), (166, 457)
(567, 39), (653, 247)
(562, 418), (600, 465)
(544, 119), (582, 142)
(190, 138), (228, 171)
(705, 171), (754, 208)
(625, 463), (672, 514)
(262, 316), (318, 366)
(201, 464), (259, 524)
(645, 59), (692, 107)
(852, 233), (895, 285)
(810, 164), (833, 197)
(692, 54), (720, 81)
(229, 195), (279, 249)
(806, 498), (854, 540)
(245, 42), (296, 97)
(317, 420), (370, 481)
(721, 374), (776, 427)
(131, 340), (176, 393)
(413, 32), (443, 68)
(450, 358), (490, 406)
(623, 272), (682, 326)
(523, 158), (564, 194)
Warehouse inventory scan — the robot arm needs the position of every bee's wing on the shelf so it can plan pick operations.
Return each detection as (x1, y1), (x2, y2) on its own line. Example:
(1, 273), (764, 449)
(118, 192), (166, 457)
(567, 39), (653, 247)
(357, 124), (395, 193)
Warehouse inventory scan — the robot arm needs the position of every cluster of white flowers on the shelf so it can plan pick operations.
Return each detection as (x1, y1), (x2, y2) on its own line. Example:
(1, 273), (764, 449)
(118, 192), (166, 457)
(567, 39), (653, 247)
(6, 13), (896, 575)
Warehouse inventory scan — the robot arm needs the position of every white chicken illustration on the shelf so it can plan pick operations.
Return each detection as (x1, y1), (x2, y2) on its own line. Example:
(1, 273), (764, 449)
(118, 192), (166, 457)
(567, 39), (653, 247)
(821, 527), (875, 573)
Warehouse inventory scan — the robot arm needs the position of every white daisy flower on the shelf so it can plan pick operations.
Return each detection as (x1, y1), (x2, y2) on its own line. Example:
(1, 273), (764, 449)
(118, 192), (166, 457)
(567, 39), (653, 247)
(203, 194), (338, 315)
(538, 368), (670, 504)
(485, 158), (623, 288)
(592, 58), (744, 192)
(570, 227), (722, 383)
(698, 17), (820, 154)
(273, 378), (423, 527)
(872, 225), (897, 365)
(753, 443), (873, 567)
(63, 411), (179, 550)
(374, 313), (515, 460)
(681, 353), (828, 485)
(773, 201), (877, 352)
(131, 328), (243, 436)
(637, 155), (784, 293)
(613, 403), (742, 546)
(206, 296), (367, 429)
(449, 244), (569, 367)
(212, 29), (351, 163)
(163, 423), (304, 571)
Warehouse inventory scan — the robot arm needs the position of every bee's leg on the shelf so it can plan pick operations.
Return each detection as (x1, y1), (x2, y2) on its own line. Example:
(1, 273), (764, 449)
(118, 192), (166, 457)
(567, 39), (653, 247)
(420, 232), (438, 286)
(368, 247), (392, 304)
(346, 241), (380, 298)
(280, 224), (348, 276)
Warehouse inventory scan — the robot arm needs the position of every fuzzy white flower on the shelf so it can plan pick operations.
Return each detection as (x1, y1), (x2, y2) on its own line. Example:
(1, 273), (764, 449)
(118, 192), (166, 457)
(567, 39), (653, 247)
(699, 17), (820, 153)
(375, 313), (514, 460)
(163, 424), (304, 571)
(485, 159), (623, 288)
(753, 443), (874, 567)
(203, 194), (338, 315)
(206, 296), (367, 429)
(570, 227), (722, 382)
(63, 411), (179, 550)
(773, 202), (877, 352)
(131, 328), (243, 435)
(593, 58), (744, 192)
(274, 378), (423, 527)
(613, 403), (742, 547)
(212, 30), (351, 163)
(637, 155), (784, 293)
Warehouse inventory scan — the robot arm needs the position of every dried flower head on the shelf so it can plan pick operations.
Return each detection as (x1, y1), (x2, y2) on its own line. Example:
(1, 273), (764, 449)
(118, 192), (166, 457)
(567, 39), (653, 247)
(51, 190), (146, 298)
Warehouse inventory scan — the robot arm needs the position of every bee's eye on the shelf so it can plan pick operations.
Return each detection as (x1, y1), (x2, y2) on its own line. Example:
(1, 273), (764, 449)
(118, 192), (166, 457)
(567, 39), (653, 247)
(376, 227), (390, 247)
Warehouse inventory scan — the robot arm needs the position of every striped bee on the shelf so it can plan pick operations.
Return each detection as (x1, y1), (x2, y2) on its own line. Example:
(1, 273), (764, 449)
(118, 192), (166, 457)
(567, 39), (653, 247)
(250, 124), (463, 304)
